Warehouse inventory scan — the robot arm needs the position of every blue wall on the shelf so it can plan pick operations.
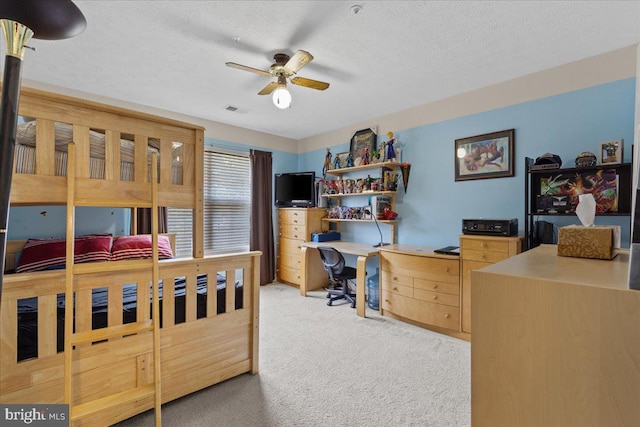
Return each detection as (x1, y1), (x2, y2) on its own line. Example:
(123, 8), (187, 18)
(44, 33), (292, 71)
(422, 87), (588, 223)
(298, 78), (636, 249)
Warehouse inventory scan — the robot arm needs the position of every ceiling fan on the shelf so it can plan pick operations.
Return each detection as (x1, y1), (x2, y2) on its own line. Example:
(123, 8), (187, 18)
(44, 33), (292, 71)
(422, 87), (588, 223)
(225, 50), (330, 109)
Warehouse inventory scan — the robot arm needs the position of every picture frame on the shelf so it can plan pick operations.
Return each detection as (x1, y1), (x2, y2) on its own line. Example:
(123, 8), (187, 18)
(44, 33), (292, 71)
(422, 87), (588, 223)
(600, 139), (623, 165)
(350, 128), (376, 166)
(454, 129), (515, 181)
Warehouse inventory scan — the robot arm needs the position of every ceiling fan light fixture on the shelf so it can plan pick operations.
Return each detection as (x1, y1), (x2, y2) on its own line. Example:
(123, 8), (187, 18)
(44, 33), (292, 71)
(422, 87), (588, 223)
(272, 85), (291, 109)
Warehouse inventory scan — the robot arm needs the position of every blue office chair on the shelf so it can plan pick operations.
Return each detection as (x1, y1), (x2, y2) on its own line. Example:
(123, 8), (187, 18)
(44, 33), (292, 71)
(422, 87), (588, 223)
(317, 246), (357, 308)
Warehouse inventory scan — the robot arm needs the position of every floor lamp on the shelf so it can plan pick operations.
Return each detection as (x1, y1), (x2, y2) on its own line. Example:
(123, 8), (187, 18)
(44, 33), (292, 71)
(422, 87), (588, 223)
(0, 0), (86, 302)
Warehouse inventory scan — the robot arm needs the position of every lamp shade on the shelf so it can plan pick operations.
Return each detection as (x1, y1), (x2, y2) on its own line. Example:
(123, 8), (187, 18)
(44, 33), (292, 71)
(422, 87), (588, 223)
(0, 0), (86, 40)
(272, 86), (291, 109)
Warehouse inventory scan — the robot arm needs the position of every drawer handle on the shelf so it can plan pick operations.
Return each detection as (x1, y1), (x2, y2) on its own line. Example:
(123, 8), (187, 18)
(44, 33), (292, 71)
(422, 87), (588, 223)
(433, 295), (438, 300)
(432, 284), (438, 289)
(481, 243), (487, 248)
(393, 276), (398, 281)
(393, 287), (398, 291)
(384, 299), (390, 304)
(444, 313), (450, 319)
(293, 234), (298, 238)
(444, 267), (449, 272)
(293, 220), (299, 223)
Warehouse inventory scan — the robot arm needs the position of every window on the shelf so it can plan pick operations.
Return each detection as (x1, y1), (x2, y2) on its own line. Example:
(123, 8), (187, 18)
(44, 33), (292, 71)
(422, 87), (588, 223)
(167, 149), (251, 256)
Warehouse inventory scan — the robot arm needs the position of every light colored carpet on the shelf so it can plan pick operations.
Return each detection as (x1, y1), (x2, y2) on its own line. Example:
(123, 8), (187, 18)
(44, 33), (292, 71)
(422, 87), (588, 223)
(115, 283), (471, 426)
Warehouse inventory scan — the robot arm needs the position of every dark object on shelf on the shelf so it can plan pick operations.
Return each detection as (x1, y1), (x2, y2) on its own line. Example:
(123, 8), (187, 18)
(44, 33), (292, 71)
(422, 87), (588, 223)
(311, 231), (341, 242)
(533, 220), (555, 246)
(434, 246), (460, 256)
(536, 194), (570, 213)
(575, 151), (597, 168)
(462, 218), (518, 236)
(531, 152), (562, 170)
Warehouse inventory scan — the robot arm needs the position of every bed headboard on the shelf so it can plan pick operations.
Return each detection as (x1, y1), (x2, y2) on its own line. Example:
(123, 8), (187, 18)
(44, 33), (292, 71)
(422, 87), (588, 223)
(4, 233), (177, 273)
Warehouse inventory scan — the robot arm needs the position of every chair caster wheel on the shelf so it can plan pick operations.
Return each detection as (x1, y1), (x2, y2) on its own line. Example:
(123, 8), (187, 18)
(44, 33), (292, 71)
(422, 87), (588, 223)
(326, 293), (331, 298)
(350, 303), (356, 309)
(327, 301), (332, 306)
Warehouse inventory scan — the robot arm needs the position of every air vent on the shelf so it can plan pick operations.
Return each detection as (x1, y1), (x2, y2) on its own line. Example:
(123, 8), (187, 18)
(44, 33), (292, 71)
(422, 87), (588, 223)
(224, 105), (248, 114)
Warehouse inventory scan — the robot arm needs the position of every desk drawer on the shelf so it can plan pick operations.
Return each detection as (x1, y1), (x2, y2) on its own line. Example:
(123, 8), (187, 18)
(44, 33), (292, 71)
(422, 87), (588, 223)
(381, 252), (458, 284)
(381, 279), (413, 298)
(280, 223), (308, 240)
(414, 300), (459, 331)
(380, 268), (413, 288)
(278, 265), (301, 285)
(461, 248), (509, 263)
(414, 288), (459, 307)
(381, 290), (415, 319)
(414, 278), (459, 295)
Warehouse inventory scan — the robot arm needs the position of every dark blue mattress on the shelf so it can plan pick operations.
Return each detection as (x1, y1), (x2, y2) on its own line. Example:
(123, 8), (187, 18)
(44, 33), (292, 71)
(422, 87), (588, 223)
(16, 274), (243, 361)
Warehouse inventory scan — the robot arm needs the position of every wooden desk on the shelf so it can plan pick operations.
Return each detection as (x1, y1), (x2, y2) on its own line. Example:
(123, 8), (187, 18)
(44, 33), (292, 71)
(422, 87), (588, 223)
(472, 245), (640, 426)
(300, 240), (379, 317)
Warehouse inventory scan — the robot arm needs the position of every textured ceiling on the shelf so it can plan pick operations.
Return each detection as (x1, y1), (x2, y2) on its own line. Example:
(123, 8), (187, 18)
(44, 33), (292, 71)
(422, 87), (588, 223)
(5, 1), (640, 140)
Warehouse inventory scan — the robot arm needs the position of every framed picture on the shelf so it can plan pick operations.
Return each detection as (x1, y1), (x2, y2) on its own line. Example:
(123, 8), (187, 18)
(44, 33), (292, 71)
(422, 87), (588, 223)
(600, 139), (623, 165)
(350, 128), (376, 166)
(454, 129), (515, 181)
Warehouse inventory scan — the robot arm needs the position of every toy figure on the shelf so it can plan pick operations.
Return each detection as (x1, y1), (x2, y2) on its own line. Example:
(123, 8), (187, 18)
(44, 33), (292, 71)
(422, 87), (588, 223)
(382, 206), (398, 220)
(385, 132), (397, 162)
(333, 155), (342, 170)
(346, 152), (354, 167)
(323, 148), (332, 177)
(363, 147), (370, 165)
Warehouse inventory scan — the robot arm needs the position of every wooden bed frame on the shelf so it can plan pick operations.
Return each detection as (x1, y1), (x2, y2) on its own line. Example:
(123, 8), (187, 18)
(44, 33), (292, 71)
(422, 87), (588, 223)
(0, 88), (261, 426)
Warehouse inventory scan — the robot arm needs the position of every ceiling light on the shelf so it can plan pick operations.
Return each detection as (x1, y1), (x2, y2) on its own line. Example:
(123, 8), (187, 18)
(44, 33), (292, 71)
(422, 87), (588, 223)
(272, 76), (291, 109)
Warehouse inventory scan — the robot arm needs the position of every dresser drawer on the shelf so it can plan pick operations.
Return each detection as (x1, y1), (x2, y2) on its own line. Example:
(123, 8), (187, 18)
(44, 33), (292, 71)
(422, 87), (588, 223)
(381, 279), (413, 298)
(278, 265), (302, 285)
(460, 238), (510, 254)
(381, 252), (458, 284)
(280, 223), (308, 240)
(414, 288), (459, 307)
(414, 278), (459, 295)
(414, 300), (460, 331)
(381, 290), (415, 319)
(279, 237), (304, 255)
(461, 248), (510, 263)
(278, 251), (301, 270)
(279, 209), (307, 225)
(380, 268), (414, 288)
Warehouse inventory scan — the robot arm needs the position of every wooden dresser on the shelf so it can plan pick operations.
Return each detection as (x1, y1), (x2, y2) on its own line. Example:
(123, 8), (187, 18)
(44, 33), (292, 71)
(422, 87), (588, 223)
(277, 208), (326, 286)
(459, 234), (522, 333)
(472, 245), (640, 426)
(378, 245), (464, 339)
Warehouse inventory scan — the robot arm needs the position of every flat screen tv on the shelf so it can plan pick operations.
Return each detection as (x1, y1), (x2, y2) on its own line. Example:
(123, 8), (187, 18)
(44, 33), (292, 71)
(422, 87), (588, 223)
(274, 171), (316, 207)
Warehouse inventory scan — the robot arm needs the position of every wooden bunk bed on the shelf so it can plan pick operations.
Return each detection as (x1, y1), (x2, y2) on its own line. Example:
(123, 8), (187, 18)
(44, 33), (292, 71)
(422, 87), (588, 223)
(0, 87), (261, 426)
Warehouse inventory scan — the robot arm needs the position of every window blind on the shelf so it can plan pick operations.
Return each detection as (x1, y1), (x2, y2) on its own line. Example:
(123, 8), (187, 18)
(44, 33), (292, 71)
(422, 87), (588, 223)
(167, 149), (251, 256)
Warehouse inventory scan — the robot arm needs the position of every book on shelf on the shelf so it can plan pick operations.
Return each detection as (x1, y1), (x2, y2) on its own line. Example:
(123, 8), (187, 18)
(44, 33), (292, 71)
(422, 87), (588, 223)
(371, 195), (392, 220)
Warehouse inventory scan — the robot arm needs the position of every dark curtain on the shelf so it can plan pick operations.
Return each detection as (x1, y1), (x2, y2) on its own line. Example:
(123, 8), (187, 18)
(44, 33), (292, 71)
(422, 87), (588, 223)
(135, 207), (168, 234)
(250, 149), (274, 285)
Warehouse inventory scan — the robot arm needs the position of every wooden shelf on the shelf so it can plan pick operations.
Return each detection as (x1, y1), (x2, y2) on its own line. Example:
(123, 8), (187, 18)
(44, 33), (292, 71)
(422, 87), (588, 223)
(322, 218), (398, 224)
(325, 161), (400, 176)
(322, 190), (396, 198)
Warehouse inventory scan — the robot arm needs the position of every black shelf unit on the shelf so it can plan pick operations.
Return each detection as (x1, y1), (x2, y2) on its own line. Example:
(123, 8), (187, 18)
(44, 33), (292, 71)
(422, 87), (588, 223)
(524, 157), (632, 250)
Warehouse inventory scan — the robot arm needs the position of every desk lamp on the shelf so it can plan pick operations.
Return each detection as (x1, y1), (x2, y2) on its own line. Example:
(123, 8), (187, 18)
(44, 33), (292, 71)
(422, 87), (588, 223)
(364, 209), (388, 247)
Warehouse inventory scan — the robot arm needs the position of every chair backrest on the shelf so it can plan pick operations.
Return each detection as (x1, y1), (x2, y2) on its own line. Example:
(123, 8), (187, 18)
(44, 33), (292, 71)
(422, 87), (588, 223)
(316, 246), (346, 282)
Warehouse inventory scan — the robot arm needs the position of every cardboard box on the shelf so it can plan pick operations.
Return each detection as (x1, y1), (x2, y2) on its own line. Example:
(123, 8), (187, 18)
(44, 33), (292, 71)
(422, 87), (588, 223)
(557, 225), (616, 260)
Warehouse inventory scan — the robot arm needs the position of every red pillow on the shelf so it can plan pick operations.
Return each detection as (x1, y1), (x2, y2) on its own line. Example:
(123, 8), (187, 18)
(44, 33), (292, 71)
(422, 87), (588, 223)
(111, 235), (173, 261)
(16, 234), (113, 273)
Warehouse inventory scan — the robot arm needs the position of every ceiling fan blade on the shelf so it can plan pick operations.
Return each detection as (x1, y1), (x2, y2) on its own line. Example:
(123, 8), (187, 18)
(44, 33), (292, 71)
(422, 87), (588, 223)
(258, 81), (279, 95)
(284, 50), (314, 75)
(290, 76), (330, 91)
(225, 62), (271, 77)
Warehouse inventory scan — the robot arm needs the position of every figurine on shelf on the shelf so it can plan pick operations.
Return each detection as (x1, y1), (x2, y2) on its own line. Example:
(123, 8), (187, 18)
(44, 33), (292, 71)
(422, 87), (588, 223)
(382, 206), (398, 220)
(346, 152), (354, 167)
(362, 147), (370, 165)
(333, 154), (342, 170)
(322, 148), (332, 177)
(379, 140), (387, 162)
(385, 132), (397, 162)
